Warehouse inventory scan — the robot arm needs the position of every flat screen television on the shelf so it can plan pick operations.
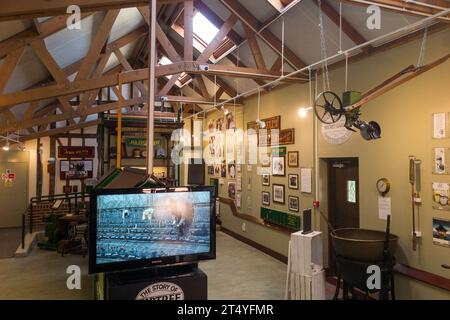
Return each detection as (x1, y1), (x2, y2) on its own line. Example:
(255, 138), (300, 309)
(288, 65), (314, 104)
(187, 159), (205, 185)
(89, 186), (215, 274)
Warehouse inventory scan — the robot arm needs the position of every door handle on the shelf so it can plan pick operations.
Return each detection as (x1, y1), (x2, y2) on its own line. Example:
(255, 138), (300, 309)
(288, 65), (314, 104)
(442, 264), (450, 270)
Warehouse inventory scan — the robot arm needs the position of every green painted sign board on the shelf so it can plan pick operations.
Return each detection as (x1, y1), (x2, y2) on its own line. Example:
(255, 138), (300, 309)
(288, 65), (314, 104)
(271, 146), (287, 156)
(260, 207), (301, 230)
(126, 137), (146, 147)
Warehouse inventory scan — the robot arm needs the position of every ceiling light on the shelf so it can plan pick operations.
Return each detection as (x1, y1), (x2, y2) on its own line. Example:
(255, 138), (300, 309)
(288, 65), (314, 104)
(298, 107), (312, 119)
(2, 140), (10, 151)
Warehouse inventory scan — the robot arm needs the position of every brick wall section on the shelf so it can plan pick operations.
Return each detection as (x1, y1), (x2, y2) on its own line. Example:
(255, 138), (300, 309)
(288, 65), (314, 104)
(25, 203), (71, 228)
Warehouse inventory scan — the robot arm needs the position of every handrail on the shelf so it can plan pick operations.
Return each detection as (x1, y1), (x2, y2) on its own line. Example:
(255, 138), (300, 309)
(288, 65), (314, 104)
(22, 191), (90, 249)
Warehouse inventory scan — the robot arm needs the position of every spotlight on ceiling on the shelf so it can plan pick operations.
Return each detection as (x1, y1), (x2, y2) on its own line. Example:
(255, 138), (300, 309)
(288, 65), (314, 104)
(2, 140), (10, 151)
(256, 119), (266, 129)
(298, 107), (312, 119)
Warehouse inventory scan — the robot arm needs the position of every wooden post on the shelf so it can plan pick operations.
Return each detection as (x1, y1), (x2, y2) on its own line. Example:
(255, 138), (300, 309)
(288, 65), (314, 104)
(146, 0), (157, 176)
(117, 73), (123, 169)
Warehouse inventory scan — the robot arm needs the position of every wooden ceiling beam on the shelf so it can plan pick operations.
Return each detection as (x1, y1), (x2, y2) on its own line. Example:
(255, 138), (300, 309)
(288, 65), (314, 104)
(20, 120), (102, 141)
(220, 0), (307, 70)
(313, 0), (372, 53)
(184, 1), (194, 62)
(0, 0), (184, 21)
(196, 14), (238, 64)
(243, 24), (267, 70)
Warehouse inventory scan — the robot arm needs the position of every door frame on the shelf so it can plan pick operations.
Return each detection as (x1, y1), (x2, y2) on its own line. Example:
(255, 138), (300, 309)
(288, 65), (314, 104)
(326, 157), (359, 275)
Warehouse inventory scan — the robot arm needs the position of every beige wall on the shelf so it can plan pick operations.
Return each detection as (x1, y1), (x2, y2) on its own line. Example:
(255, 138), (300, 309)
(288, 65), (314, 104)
(191, 28), (450, 299)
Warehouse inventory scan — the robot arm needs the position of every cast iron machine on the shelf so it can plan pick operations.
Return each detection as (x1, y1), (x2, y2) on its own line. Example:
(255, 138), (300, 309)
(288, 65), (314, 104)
(314, 54), (450, 141)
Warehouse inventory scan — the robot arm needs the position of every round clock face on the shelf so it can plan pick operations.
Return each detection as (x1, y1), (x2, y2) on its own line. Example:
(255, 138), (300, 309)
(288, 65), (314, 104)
(377, 178), (390, 194)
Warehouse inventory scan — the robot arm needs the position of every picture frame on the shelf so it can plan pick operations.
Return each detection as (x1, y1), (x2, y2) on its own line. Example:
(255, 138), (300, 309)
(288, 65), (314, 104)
(236, 194), (241, 209)
(272, 156), (286, 177)
(228, 182), (236, 200)
(262, 191), (270, 206)
(228, 162), (236, 179)
(288, 151), (299, 168)
(273, 184), (285, 204)
(236, 176), (242, 191)
(288, 174), (299, 190)
(288, 196), (299, 212)
(262, 173), (270, 186)
(432, 217), (450, 247)
(432, 112), (449, 139)
(207, 166), (214, 175)
(279, 128), (295, 145)
(432, 182), (450, 211)
(433, 148), (449, 175)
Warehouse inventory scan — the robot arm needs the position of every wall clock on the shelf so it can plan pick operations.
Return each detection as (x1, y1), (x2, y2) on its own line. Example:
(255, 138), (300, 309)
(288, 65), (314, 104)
(376, 178), (391, 196)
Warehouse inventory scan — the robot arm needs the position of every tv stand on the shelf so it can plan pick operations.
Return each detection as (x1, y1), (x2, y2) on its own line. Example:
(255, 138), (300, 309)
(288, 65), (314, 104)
(103, 263), (207, 300)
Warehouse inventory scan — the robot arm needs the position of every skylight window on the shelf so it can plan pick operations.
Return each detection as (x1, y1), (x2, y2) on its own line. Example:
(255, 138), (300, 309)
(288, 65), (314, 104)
(193, 12), (219, 45)
(171, 9), (236, 63)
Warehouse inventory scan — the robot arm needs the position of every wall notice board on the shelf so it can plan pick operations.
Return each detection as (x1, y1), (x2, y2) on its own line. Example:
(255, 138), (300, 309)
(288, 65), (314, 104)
(60, 160), (93, 180)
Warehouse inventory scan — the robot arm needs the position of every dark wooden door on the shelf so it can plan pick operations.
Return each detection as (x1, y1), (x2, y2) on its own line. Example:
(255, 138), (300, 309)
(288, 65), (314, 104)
(328, 158), (359, 273)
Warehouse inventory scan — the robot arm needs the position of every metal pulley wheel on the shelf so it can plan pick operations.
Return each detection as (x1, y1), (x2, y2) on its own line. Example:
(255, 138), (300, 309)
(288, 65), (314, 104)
(314, 91), (344, 124)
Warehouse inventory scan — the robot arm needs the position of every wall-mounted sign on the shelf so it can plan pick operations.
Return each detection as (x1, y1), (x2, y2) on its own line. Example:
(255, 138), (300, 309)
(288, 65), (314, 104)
(58, 146), (95, 159)
(321, 115), (353, 145)
(60, 160), (93, 180)
(126, 137), (146, 147)
(1, 169), (15, 187)
(63, 186), (73, 194)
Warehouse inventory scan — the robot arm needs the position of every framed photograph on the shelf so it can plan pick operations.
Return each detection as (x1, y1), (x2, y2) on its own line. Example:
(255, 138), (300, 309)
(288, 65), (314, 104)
(236, 164), (242, 174)
(216, 117), (225, 131)
(262, 192), (270, 206)
(262, 173), (270, 186)
(272, 156), (286, 177)
(273, 184), (285, 204)
(279, 128), (295, 145)
(433, 148), (449, 175)
(226, 112), (236, 130)
(214, 164), (221, 177)
(432, 112), (449, 139)
(236, 176), (242, 191)
(433, 218), (450, 247)
(228, 182), (236, 200)
(288, 151), (299, 167)
(288, 196), (299, 212)
(221, 162), (227, 178)
(432, 182), (450, 211)
(236, 194), (241, 209)
(228, 162), (236, 179)
(288, 174), (299, 190)
(207, 166), (214, 175)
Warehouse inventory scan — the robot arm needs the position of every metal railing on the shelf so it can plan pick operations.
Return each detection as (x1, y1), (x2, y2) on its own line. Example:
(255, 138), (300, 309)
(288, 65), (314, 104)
(21, 192), (90, 249)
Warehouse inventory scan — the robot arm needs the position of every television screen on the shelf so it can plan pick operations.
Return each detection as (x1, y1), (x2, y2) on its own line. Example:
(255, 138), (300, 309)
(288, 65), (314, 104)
(89, 187), (215, 274)
(188, 159), (205, 185)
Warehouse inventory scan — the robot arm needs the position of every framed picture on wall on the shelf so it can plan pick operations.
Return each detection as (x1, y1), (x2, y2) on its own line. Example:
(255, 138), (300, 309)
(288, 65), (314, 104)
(288, 196), (299, 212)
(288, 151), (299, 167)
(262, 192), (270, 206)
(433, 148), (449, 175)
(262, 173), (270, 186)
(272, 156), (285, 176)
(432, 217), (450, 247)
(236, 176), (242, 191)
(236, 194), (241, 209)
(288, 174), (299, 190)
(432, 112), (449, 139)
(273, 184), (285, 204)
(228, 182), (236, 200)
(432, 182), (450, 211)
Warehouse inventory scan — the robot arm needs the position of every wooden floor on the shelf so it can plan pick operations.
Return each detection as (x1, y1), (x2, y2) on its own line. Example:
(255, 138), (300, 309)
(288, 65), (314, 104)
(0, 231), (336, 300)
(0, 227), (21, 259)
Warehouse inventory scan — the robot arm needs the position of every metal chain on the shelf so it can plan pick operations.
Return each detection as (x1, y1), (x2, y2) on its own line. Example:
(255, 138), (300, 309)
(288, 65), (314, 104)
(318, 0), (330, 91)
(417, 27), (428, 68)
